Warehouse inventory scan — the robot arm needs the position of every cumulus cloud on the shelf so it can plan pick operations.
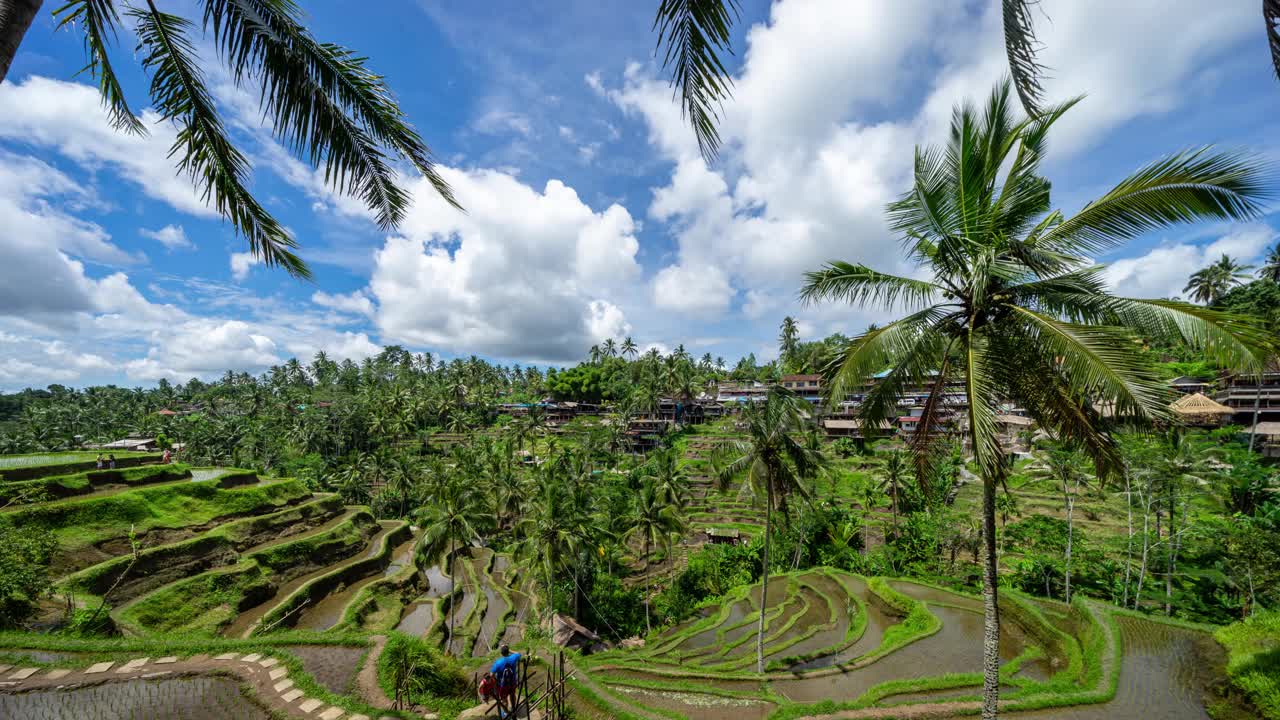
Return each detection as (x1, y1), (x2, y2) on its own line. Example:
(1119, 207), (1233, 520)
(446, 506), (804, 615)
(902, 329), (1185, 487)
(602, 0), (1261, 333)
(0, 76), (210, 216)
(1104, 225), (1277, 300)
(230, 252), (259, 280)
(312, 290), (376, 318)
(140, 224), (193, 250)
(369, 166), (641, 362)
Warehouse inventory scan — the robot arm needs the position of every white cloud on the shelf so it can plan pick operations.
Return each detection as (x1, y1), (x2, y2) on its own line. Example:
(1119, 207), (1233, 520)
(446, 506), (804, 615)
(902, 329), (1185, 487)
(312, 289), (376, 318)
(0, 76), (209, 217)
(140, 224), (193, 250)
(1104, 225), (1277, 300)
(652, 264), (733, 317)
(603, 0), (1259, 335)
(474, 109), (534, 137)
(230, 252), (259, 280)
(369, 166), (642, 362)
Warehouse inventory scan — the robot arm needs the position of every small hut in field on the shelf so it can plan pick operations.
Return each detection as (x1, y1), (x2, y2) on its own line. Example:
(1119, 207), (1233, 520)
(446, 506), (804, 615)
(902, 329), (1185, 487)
(1169, 392), (1236, 427)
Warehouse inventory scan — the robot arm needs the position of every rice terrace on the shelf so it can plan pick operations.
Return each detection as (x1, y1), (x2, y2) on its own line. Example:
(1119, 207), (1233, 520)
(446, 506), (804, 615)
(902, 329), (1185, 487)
(0, 1), (1278, 720)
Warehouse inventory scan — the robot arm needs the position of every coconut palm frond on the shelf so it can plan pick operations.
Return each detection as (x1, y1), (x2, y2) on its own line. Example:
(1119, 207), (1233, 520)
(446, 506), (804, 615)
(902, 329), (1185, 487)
(1040, 147), (1272, 256)
(799, 261), (941, 311)
(1002, 0), (1047, 116)
(54, 0), (147, 135)
(1108, 298), (1275, 372)
(1266, 0), (1280, 81)
(1009, 306), (1169, 419)
(200, 0), (456, 227)
(654, 0), (740, 163)
(129, 3), (308, 278)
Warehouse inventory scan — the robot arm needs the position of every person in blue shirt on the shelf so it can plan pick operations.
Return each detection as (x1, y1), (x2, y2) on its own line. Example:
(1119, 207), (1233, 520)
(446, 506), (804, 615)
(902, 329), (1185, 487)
(490, 644), (521, 717)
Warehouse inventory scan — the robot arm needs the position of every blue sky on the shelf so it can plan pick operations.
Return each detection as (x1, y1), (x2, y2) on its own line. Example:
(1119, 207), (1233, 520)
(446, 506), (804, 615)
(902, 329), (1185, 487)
(1, 0), (1277, 390)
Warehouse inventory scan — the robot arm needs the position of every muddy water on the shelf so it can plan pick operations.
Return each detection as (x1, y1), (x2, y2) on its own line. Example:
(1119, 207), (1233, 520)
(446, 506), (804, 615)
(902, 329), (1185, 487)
(767, 576), (851, 663)
(677, 596), (753, 652)
(188, 468), (232, 483)
(715, 590), (809, 665)
(284, 645), (367, 695)
(789, 575), (895, 671)
(0, 677), (270, 719)
(474, 554), (512, 655)
(294, 531), (416, 631)
(443, 555), (480, 655)
(397, 599), (438, 636)
(1007, 616), (1216, 720)
(889, 580), (983, 612)
(223, 518), (390, 638)
(610, 685), (774, 720)
(771, 604), (1026, 703)
(423, 563), (453, 597)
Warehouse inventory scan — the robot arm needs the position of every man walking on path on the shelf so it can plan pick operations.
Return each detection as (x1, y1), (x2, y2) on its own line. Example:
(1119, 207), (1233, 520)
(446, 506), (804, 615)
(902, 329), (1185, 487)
(490, 644), (521, 718)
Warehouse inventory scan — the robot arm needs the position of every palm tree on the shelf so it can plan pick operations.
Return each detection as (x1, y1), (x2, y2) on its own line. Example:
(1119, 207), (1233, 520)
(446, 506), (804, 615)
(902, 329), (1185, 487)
(877, 447), (909, 536)
(779, 316), (800, 369)
(413, 477), (484, 655)
(0, 0), (457, 277)
(1027, 442), (1091, 603)
(645, 448), (691, 509)
(800, 82), (1271, 719)
(602, 338), (619, 359)
(1184, 255), (1255, 304)
(516, 467), (582, 621)
(621, 336), (639, 360)
(715, 386), (824, 673)
(629, 477), (685, 633)
(1260, 244), (1280, 282)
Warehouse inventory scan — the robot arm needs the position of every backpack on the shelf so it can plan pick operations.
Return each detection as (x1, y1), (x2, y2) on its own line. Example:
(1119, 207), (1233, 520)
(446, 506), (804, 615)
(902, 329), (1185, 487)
(496, 657), (519, 688)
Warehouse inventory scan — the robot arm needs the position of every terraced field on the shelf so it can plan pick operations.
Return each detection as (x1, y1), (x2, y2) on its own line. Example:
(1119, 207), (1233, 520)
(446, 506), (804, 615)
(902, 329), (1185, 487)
(571, 569), (1235, 720)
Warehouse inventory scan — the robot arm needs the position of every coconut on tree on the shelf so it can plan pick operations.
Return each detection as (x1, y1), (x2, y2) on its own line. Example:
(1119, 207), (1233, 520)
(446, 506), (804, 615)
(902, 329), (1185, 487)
(800, 81), (1272, 719)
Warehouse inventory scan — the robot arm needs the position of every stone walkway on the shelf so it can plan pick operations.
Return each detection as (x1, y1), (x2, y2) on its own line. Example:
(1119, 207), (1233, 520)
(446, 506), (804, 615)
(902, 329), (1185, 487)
(0, 652), (398, 720)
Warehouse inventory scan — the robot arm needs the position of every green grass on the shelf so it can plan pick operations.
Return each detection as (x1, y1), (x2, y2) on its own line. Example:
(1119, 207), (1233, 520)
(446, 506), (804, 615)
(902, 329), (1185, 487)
(862, 577), (942, 662)
(60, 494), (344, 597)
(1215, 610), (1280, 720)
(0, 463), (191, 505)
(117, 511), (376, 635)
(0, 451), (158, 480)
(9, 477), (311, 557)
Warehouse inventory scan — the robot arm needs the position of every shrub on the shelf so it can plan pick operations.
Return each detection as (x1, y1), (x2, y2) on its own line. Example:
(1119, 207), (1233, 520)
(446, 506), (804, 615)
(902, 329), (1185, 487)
(1216, 610), (1280, 720)
(0, 517), (56, 628)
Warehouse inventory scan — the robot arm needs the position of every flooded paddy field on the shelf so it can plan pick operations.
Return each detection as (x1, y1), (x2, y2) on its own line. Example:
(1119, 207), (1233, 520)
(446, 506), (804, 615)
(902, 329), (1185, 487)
(0, 677), (270, 720)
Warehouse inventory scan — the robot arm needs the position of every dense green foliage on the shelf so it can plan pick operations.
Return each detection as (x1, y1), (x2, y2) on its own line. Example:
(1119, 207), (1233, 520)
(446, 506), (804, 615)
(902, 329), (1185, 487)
(1216, 610), (1280, 719)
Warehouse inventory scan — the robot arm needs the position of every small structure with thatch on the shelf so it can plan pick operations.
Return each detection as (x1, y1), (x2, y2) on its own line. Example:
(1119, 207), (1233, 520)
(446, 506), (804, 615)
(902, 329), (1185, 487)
(1169, 393), (1237, 427)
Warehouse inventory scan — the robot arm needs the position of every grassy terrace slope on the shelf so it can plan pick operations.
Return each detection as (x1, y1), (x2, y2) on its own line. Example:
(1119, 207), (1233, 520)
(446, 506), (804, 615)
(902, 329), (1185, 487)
(564, 568), (1244, 720)
(8, 474), (311, 576)
(118, 509), (379, 636)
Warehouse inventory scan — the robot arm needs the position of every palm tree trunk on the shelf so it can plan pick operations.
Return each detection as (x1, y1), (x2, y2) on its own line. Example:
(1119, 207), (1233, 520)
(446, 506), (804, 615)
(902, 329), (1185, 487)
(1123, 473), (1133, 609)
(980, 473), (1001, 720)
(1247, 377), (1262, 452)
(644, 533), (652, 635)
(0, 0), (41, 83)
(757, 480), (773, 674)
(1164, 479), (1175, 616)
(1136, 484), (1152, 610)
(1064, 475), (1079, 604)
(447, 536), (455, 654)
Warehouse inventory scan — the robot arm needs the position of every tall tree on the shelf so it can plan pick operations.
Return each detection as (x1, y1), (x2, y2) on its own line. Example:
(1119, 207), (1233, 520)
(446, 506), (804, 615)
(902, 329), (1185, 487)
(778, 316), (800, 370)
(715, 386), (823, 672)
(0, 0), (456, 277)
(1184, 255), (1256, 304)
(800, 81), (1271, 719)
(413, 477), (484, 654)
(629, 477), (685, 633)
(621, 336), (639, 360)
(1261, 243), (1280, 282)
(1028, 442), (1091, 603)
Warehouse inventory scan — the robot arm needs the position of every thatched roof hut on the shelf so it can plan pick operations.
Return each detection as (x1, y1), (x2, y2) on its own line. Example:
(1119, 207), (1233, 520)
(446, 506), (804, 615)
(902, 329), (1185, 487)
(1169, 393), (1236, 427)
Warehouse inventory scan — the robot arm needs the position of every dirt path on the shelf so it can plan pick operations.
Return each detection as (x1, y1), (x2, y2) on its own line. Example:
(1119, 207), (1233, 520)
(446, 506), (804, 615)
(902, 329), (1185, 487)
(354, 634), (395, 709)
